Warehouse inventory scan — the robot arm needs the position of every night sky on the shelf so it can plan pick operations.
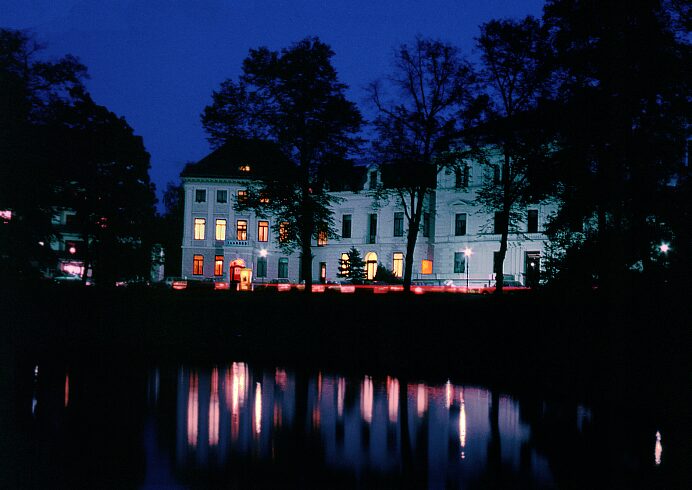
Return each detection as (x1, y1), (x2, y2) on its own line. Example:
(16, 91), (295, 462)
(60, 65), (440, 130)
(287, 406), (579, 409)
(2, 0), (544, 207)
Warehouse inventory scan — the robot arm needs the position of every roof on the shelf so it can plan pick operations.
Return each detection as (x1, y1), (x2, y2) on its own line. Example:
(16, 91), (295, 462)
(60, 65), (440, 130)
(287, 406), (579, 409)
(180, 138), (291, 180)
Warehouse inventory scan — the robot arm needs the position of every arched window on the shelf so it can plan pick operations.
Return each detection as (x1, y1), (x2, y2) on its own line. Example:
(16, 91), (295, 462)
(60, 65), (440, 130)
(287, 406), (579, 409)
(365, 252), (378, 280)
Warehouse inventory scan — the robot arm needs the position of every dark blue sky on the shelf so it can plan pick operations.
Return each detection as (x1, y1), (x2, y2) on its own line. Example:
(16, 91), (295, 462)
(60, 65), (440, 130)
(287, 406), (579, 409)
(3, 0), (544, 207)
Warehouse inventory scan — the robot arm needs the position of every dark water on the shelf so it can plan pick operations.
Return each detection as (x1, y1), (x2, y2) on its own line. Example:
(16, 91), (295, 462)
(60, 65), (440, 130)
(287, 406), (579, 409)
(5, 360), (680, 489)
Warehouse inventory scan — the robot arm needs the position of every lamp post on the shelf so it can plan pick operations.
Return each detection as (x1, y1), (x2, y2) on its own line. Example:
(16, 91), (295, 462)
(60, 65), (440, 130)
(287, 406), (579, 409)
(464, 247), (473, 291)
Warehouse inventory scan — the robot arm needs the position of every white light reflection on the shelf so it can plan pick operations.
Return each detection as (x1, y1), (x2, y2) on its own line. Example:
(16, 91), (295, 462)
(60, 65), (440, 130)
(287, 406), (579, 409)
(459, 389), (466, 459)
(31, 365), (38, 416)
(361, 376), (373, 424)
(655, 431), (662, 466)
(337, 377), (345, 417)
(445, 380), (453, 409)
(417, 384), (428, 417)
(254, 382), (262, 435)
(209, 367), (219, 446)
(387, 376), (399, 424)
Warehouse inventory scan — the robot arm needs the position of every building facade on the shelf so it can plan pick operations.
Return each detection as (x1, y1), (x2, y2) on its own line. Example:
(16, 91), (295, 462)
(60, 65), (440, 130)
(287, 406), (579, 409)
(181, 147), (554, 287)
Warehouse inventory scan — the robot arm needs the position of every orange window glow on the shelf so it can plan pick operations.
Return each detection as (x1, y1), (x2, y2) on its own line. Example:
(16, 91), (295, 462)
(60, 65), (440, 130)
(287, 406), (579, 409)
(236, 220), (247, 241)
(279, 222), (289, 243)
(193, 255), (204, 275)
(214, 255), (224, 276)
(258, 221), (269, 242)
(421, 259), (433, 275)
(317, 231), (328, 246)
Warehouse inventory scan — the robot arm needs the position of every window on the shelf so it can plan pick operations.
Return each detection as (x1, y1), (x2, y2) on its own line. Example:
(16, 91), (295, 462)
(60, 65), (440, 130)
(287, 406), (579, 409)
(278, 258), (288, 278)
(365, 252), (378, 280)
(421, 260), (433, 275)
(342, 214), (352, 238)
(216, 190), (227, 203)
(454, 252), (466, 273)
(525, 252), (540, 287)
(259, 192), (269, 204)
(493, 165), (501, 185)
(455, 165), (469, 188)
(238, 165), (251, 172)
(195, 189), (206, 203)
(369, 171), (377, 188)
(214, 255), (224, 276)
(394, 212), (404, 237)
(193, 255), (204, 275)
(527, 210), (538, 233)
(65, 213), (77, 226)
(258, 221), (269, 242)
(423, 212), (430, 237)
(317, 230), (328, 246)
(455, 213), (467, 236)
(215, 219), (226, 241)
(279, 221), (289, 243)
(256, 257), (267, 278)
(319, 262), (327, 283)
(339, 252), (350, 276)
(494, 212), (505, 234)
(194, 218), (206, 240)
(368, 214), (377, 244)
(393, 252), (404, 278)
(236, 220), (247, 241)
(237, 189), (248, 204)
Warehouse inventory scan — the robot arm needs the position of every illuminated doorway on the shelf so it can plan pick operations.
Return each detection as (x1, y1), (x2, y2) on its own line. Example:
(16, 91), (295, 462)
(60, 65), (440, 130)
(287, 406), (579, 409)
(229, 258), (246, 283)
(365, 252), (378, 280)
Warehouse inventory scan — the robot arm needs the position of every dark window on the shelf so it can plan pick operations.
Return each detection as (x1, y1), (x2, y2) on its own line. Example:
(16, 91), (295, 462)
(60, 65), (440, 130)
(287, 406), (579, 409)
(493, 166), (501, 185)
(369, 171), (377, 188)
(368, 214), (377, 244)
(454, 252), (466, 273)
(494, 212), (505, 234)
(342, 214), (352, 238)
(195, 189), (206, 203)
(256, 257), (267, 278)
(525, 252), (540, 287)
(455, 213), (467, 236)
(394, 212), (404, 237)
(455, 165), (469, 188)
(278, 258), (288, 279)
(527, 210), (538, 233)
(216, 190), (227, 203)
(65, 214), (77, 226)
(423, 212), (430, 237)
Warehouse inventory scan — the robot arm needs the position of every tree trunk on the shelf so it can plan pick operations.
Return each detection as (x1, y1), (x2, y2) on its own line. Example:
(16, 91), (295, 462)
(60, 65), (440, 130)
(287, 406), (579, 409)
(402, 189), (425, 293)
(494, 150), (512, 295)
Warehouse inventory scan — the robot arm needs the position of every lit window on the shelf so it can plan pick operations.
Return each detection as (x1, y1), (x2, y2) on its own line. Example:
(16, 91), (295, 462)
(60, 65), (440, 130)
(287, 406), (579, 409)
(236, 220), (247, 241)
(194, 218), (206, 240)
(394, 212), (404, 237)
(237, 190), (248, 204)
(453, 252), (466, 273)
(317, 231), (328, 246)
(239, 165), (251, 172)
(393, 252), (404, 278)
(279, 222), (289, 243)
(421, 260), (433, 275)
(455, 213), (467, 236)
(216, 190), (227, 203)
(193, 255), (204, 275)
(256, 257), (267, 277)
(278, 258), (288, 278)
(215, 219), (226, 241)
(195, 189), (206, 203)
(214, 255), (224, 276)
(319, 262), (327, 282)
(365, 252), (378, 280)
(258, 221), (269, 242)
(342, 214), (352, 238)
(527, 210), (538, 233)
(259, 192), (269, 204)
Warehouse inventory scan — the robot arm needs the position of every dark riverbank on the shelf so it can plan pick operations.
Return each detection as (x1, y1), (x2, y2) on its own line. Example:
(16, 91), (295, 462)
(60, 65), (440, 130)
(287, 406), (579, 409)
(1, 283), (690, 488)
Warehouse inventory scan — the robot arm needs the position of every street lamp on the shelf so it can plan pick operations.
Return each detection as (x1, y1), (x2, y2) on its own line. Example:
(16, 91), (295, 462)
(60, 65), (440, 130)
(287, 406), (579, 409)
(659, 243), (670, 254)
(464, 247), (473, 291)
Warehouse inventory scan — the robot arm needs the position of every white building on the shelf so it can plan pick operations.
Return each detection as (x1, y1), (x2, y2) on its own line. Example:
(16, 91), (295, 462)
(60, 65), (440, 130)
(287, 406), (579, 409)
(181, 142), (554, 287)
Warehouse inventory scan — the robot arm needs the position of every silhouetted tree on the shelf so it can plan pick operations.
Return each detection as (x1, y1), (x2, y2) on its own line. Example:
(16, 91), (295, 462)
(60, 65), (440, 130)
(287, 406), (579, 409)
(370, 38), (475, 292)
(542, 0), (689, 289)
(471, 17), (553, 293)
(202, 37), (363, 292)
(337, 246), (366, 283)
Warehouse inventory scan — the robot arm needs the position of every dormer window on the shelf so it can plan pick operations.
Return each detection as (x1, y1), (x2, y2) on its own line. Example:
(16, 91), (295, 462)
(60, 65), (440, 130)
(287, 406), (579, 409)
(369, 171), (378, 189)
(239, 165), (251, 172)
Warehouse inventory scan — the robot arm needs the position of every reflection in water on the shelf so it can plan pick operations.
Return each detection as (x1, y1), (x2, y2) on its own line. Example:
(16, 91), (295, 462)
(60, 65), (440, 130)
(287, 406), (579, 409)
(446, 380), (453, 409)
(361, 376), (373, 424)
(337, 377), (345, 417)
(459, 389), (466, 459)
(655, 431), (662, 466)
(64, 374), (70, 408)
(387, 376), (399, 423)
(254, 382), (262, 436)
(209, 367), (219, 446)
(32, 365), (39, 416)
(187, 372), (198, 447)
(417, 383), (428, 417)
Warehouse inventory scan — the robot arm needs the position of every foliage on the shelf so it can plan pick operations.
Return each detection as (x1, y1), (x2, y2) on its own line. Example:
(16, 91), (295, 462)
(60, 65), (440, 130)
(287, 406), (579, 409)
(374, 262), (403, 284)
(202, 37), (363, 289)
(154, 181), (185, 277)
(369, 37), (474, 291)
(337, 247), (366, 283)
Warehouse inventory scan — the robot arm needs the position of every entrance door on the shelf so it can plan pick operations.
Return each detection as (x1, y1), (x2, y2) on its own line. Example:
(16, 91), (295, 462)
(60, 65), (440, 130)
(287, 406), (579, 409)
(319, 262), (327, 283)
(525, 252), (541, 287)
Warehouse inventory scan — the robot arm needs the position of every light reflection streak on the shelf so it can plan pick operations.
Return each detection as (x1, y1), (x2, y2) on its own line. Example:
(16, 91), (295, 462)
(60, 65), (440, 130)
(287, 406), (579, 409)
(655, 431), (662, 466)
(187, 372), (199, 447)
(387, 376), (399, 424)
(361, 376), (373, 424)
(445, 380), (453, 409)
(275, 368), (288, 391)
(459, 389), (466, 459)
(337, 377), (345, 417)
(209, 367), (219, 446)
(254, 382), (262, 435)
(273, 402), (282, 428)
(417, 384), (428, 417)
(317, 371), (323, 401)
(64, 374), (70, 408)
